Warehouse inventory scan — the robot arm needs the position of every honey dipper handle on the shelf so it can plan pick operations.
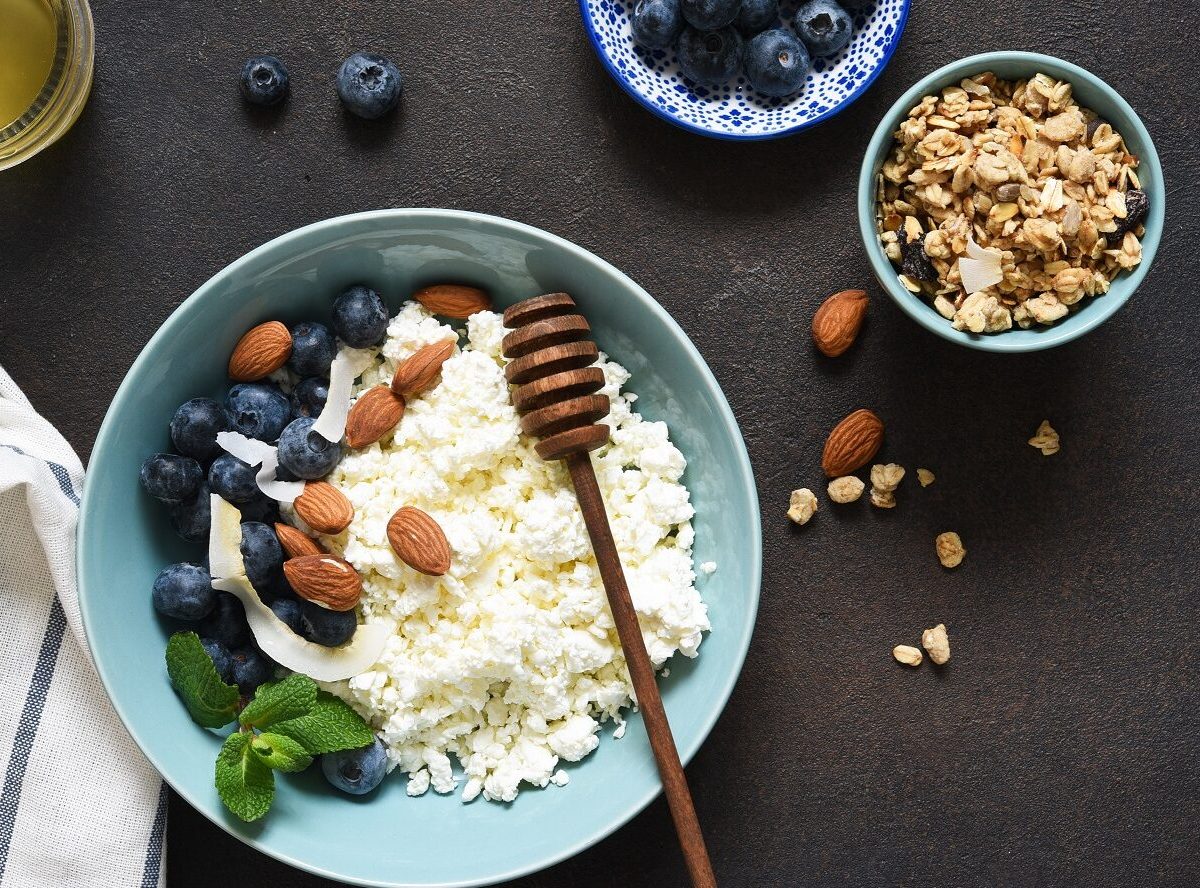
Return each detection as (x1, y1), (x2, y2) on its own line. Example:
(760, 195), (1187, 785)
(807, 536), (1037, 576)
(566, 452), (718, 888)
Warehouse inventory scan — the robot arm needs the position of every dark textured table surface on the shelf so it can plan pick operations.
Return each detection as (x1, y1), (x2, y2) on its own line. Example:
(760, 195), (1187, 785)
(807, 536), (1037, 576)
(2, 1), (1198, 886)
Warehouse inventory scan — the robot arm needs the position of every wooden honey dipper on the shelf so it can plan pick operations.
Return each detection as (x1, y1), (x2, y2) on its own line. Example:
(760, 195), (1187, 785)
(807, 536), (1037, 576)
(502, 293), (717, 888)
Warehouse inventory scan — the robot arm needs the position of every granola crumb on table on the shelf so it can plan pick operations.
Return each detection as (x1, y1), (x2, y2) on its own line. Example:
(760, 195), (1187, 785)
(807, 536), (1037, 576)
(827, 475), (865, 504)
(869, 463), (905, 509)
(1028, 419), (1060, 455)
(876, 72), (1147, 333)
(935, 531), (965, 568)
(787, 488), (818, 525)
(922, 623), (951, 665)
(916, 468), (935, 487)
(892, 644), (923, 666)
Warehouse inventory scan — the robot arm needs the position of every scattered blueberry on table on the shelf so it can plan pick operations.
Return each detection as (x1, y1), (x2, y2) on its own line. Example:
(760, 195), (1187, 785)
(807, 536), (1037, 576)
(336, 52), (403, 119)
(239, 55), (290, 106)
(321, 738), (389, 795)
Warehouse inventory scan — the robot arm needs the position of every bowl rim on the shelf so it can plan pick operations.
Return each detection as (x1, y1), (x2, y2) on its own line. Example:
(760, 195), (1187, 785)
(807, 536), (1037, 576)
(577, 0), (913, 141)
(857, 50), (1166, 353)
(77, 208), (763, 887)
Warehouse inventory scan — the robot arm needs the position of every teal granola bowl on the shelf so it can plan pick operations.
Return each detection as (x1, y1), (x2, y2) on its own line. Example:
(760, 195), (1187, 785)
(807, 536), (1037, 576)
(77, 210), (761, 887)
(858, 51), (1164, 352)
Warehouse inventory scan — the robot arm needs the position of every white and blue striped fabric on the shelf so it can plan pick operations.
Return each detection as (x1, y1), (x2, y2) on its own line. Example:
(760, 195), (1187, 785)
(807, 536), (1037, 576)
(0, 366), (166, 888)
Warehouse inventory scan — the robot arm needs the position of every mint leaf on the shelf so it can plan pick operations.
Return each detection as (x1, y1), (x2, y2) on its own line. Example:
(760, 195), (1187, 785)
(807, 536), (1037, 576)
(239, 673), (317, 730)
(271, 691), (374, 755)
(166, 632), (240, 729)
(250, 732), (314, 773)
(215, 732), (275, 822)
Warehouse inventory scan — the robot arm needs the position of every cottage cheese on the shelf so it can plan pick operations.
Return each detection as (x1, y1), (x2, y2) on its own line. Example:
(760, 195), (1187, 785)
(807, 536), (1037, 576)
(306, 302), (710, 803)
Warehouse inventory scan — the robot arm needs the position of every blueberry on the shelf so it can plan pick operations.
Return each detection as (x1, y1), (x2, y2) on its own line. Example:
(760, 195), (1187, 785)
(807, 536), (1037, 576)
(1107, 188), (1149, 243)
(277, 417), (342, 480)
(168, 483), (212, 542)
(239, 55), (289, 106)
(151, 562), (215, 621)
(239, 492), (281, 525)
(321, 738), (387, 795)
(332, 285), (388, 348)
(240, 521), (283, 590)
(735, 0), (778, 35)
(201, 637), (235, 684)
(792, 0), (853, 57)
(226, 383), (291, 442)
(200, 592), (251, 649)
(140, 453), (203, 504)
(170, 398), (228, 463)
(208, 453), (259, 504)
(290, 377), (330, 420)
(336, 52), (403, 120)
(680, 0), (739, 30)
(631, 0), (684, 50)
(287, 322), (337, 377)
(676, 26), (743, 87)
(744, 29), (809, 97)
(230, 647), (274, 694)
(299, 601), (358, 647)
(269, 597), (305, 634)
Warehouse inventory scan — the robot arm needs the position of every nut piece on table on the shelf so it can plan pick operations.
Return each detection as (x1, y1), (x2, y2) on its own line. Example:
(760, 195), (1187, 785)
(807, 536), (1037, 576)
(869, 463), (905, 509)
(916, 468), (935, 487)
(1028, 420), (1060, 456)
(827, 475), (865, 504)
(811, 289), (868, 357)
(935, 531), (965, 568)
(921, 623), (950, 665)
(822, 409), (884, 477)
(892, 644), (923, 667)
(787, 488), (818, 525)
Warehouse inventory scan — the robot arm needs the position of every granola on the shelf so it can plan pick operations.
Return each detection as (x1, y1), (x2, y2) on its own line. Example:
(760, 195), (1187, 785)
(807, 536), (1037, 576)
(827, 475), (865, 504)
(876, 72), (1148, 332)
(935, 531), (965, 568)
(1028, 419), (1060, 455)
(869, 463), (905, 509)
(787, 488), (818, 525)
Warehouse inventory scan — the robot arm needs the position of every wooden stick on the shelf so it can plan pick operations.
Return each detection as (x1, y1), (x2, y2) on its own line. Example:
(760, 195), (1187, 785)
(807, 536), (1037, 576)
(566, 452), (717, 888)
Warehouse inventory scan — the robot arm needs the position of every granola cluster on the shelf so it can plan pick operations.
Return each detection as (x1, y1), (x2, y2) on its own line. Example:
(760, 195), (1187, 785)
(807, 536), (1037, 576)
(875, 72), (1148, 332)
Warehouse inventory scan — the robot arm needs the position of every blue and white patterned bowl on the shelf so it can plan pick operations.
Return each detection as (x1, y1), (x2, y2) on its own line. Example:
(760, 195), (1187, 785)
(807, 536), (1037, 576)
(579, 0), (912, 140)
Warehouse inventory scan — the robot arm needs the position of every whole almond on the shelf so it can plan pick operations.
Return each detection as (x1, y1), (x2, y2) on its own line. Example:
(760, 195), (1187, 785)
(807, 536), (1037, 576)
(274, 522), (325, 559)
(387, 506), (451, 576)
(344, 386), (406, 448)
(821, 409), (884, 477)
(283, 555), (362, 611)
(391, 339), (456, 397)
(293, 481), (355, 535)
(412, 284), (491, 318)
(811, 289), (868, 357)
(228, 321), (292, 381)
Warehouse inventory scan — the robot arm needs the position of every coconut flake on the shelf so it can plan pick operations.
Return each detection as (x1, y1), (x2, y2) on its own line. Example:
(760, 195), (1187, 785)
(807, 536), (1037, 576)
(208, 495), (246, 580)
(959, 235), (1005, 295)
(216, 431), (275, 466)
(254, 448), (305, 504)
(211, 574), (389, 681)
(311, 352), (356, 444)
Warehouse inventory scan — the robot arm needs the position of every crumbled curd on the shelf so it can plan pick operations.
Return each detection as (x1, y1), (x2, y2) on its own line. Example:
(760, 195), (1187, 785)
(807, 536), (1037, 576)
(305, 303), (710, 802)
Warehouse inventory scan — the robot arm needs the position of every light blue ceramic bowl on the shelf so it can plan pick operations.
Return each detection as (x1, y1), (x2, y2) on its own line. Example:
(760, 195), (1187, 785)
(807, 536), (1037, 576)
(77, 210), (762, 887)
(579, 0), (911, 140)
(859, 51), (1165, 352)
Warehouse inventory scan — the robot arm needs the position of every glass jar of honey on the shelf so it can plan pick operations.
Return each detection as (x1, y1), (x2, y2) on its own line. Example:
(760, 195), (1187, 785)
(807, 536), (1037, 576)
(0, 0), (93, 171)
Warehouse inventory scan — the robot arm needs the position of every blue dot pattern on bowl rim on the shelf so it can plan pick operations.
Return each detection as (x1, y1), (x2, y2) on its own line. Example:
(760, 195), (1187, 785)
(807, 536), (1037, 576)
(580, 0), (911, 139)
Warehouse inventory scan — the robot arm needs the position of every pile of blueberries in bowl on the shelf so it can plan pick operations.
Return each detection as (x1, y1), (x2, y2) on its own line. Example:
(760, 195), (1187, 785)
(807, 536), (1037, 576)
(632, 0), (869, 96)
(136, 285), (389, 694)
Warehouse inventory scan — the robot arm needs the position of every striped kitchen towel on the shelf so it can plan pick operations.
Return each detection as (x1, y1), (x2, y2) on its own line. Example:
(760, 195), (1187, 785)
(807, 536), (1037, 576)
(0, 366), (166, 888)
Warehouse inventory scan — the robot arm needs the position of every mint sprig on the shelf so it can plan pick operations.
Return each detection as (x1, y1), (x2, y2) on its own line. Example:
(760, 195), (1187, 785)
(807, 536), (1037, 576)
(216, 732), (275, 822)
(166, 634), (376, 822)
(166, 632), (239, 728)
(272, 690), (376, 754)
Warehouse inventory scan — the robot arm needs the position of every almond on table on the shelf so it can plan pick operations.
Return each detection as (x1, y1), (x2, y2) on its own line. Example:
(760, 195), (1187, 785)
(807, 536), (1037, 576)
(822, 409), (884, 477)
(811, 289), (868, 357)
